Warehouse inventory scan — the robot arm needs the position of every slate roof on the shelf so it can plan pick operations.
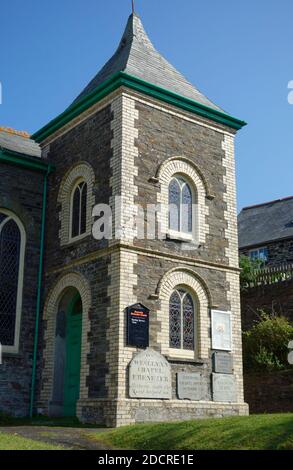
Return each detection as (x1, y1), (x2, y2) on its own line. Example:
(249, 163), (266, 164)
(0, 129), (41, 158)
(238, 197), (293, 248)
(72, 13), (222, 111)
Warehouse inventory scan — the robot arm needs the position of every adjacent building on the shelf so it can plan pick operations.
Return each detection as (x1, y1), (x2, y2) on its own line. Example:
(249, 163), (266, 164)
(238, 197), (293, 266)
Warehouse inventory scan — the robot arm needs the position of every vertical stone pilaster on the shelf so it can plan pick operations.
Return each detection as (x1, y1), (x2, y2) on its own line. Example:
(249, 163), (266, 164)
(222, 134), (239, 268)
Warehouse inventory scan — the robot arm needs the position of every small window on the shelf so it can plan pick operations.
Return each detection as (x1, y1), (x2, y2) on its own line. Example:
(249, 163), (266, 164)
(0, 211), (25, 351)
(249, 247), (268, 263)
(70, 181), (87, 239)
(169, 289), (195, 350)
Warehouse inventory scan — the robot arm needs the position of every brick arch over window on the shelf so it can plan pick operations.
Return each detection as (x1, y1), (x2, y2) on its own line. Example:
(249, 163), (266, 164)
(156, 268), (211, 359)
(156, 157), (213, 244)
(57, 162), (95, 246)
(41, 272), (92, 407)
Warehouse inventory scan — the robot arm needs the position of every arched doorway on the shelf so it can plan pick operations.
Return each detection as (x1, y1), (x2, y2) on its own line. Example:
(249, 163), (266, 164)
(51, 288), (82, 417)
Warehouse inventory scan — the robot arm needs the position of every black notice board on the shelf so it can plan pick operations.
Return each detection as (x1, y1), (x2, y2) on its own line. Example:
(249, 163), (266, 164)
(127, 303), (149, 348)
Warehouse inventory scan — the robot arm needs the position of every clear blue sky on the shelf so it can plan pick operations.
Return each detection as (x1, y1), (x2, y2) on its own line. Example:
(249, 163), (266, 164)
(1, 0), (292, 210)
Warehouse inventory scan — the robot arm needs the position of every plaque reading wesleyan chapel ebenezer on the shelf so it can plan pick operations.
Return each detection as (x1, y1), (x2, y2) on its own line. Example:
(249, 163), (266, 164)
(129, 348), (172, 399)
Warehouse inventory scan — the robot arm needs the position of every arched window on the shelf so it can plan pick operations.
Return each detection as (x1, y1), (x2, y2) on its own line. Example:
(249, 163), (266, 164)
(169, 288), (195, 350)
(70, 180), (87, 239)
(168, 176), (193, 238)
(0, 210), (25, 351)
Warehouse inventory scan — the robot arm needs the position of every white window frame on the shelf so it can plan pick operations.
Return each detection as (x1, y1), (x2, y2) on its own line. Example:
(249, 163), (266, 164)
(249, 246), (268, 263)
(0, 209), (26, 354)
(167, 174), (198, 243)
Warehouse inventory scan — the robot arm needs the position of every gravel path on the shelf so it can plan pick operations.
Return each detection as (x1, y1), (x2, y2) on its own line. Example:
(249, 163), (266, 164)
(0, 426), (112, 450)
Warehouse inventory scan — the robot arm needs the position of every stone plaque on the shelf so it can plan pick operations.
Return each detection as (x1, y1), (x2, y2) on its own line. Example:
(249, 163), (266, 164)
(129, 348), (172, 399)
(212, 373), (237, 402)
(211, 310), (232, 351)
(177, 372), (205, 401)
(213, 352), (233, 374)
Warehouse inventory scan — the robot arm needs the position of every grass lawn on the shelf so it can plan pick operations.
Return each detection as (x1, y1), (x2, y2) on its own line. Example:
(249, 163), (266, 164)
(93, 414), (293, 450)
(0, 432), (64, 450)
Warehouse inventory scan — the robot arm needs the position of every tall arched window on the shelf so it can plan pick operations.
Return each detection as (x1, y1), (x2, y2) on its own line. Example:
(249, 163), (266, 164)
(168, 176), (193, 238)
(70, 180), (87, 239)
(0, 210), (25, 352)
(169, 288), (195, 350)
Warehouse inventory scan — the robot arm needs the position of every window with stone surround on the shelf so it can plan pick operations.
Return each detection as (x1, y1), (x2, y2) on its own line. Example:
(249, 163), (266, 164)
(156, 157), (211, 245)
(168, 176), (194, 241)
(169, 288), (195, 351)
(0, 210), (26, 353)
(57, 163), (95, 246)
(70, 179), (88, 239)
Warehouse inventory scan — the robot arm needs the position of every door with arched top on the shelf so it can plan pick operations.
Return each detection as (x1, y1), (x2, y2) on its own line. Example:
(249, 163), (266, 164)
(63, 294), (82, 417)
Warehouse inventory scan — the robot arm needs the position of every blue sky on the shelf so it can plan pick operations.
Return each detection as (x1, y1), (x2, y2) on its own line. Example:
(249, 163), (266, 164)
(1, 0), (292, 210)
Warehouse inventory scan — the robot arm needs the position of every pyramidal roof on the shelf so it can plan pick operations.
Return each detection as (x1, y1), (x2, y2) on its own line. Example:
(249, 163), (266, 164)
(73, 13), (222, 111)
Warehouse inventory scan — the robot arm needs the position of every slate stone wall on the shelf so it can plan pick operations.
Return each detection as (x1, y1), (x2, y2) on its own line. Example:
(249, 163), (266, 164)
(38, 105), (113, 411)
(0, 163), (44, 417)
(241, 279), (293, 330)
(244, 370), (293, 413)
(134, 102), (229, 266)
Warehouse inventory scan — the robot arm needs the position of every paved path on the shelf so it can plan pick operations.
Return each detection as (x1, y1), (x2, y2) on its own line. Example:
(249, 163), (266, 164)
(0, 426), (113, 450)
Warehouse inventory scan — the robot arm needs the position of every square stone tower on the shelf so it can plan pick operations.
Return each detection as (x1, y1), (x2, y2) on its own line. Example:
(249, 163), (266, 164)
(34, 13), (248, 426)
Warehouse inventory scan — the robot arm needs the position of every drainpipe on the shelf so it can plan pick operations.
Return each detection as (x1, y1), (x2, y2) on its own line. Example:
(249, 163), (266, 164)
(29, 165), (51, 418)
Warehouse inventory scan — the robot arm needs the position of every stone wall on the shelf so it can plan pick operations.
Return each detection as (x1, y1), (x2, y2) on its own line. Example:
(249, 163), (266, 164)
(38, 102), (114, 413)
(244, 370), (293, 414)
(0, 163), (44, 417)
(241, 280), (293, 330)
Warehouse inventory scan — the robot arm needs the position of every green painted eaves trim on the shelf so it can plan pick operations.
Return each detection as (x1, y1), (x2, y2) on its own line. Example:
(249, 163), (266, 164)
(32, 72), (247, 143)
(0, 148), (55, 173)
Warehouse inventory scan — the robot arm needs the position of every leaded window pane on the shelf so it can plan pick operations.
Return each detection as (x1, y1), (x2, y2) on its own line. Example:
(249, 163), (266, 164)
(169, 179), (180, 232)
(0, 219), (21, 346)
(71, 182), (87, 238)
(181, 183), (192, 233)
(169, 289), (195, 351)
(183, 293), (194, 350)
(72, 186), (80, 238)
(169, 291), (181, 348)
(80, 183), (87, 235)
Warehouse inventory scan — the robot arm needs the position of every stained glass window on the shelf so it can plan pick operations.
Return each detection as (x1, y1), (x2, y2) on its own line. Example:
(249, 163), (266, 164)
(71, 181), (87, 239)
(168, 176), (193, 236)
(0, 215), (22, 346)
(169, 289), (195, 350)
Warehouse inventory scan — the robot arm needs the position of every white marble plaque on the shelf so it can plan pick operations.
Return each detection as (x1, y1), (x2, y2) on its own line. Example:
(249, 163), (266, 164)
(177, 373), (204, 401)
(212, 373), (237, 402)
(129, 348), (172, 399)
(211, 310), (232, 351)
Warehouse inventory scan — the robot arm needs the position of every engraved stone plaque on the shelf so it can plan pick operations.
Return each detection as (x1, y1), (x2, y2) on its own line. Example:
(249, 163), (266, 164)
(177, 372), (205, 401)
(211, 310), (232, 351)
(129, 348), (172, 399)
(212, 373), (237, 402)
(213, 352), (233, 374)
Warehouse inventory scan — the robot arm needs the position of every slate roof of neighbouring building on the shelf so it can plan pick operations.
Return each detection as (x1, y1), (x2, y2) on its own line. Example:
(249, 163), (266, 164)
(0, 129), (41, 158)
(238, 197), (293, 248)
(72, 13), (223, 112)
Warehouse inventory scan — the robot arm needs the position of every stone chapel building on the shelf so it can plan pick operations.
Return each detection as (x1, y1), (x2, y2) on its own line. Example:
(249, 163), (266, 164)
(0, 13), (248, 426)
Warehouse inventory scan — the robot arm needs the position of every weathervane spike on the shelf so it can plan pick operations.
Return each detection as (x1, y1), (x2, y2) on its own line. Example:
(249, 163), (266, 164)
(132, 0), (135, 14)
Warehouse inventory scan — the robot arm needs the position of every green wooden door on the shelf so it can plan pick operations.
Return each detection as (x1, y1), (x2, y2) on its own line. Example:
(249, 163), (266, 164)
(63, 295), (82, 417)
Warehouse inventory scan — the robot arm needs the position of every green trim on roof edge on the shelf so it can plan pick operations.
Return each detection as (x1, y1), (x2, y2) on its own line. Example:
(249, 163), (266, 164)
(32, 72), (247, 143)
(0, 148), (55, 173)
